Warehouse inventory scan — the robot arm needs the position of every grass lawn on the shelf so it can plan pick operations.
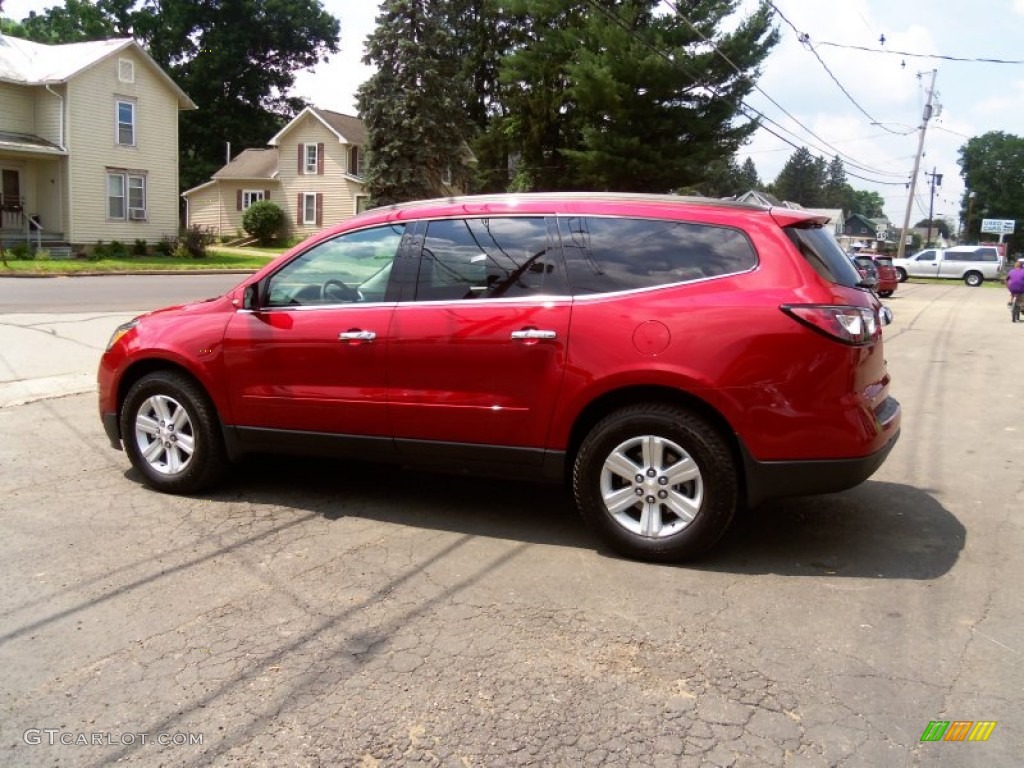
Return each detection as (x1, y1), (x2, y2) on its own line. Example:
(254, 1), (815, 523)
(0, 247), (283, 275)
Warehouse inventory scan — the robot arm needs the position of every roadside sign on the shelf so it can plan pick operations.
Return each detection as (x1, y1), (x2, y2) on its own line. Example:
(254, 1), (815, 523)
(981, 218), (1015, 235)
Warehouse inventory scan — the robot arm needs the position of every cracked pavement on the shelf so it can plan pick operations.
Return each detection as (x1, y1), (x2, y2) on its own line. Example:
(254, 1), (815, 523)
(0, 281), (1022, 766)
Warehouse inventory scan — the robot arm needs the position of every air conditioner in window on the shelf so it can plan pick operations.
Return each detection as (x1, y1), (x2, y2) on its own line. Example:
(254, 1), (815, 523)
(129, 209), (146, 220)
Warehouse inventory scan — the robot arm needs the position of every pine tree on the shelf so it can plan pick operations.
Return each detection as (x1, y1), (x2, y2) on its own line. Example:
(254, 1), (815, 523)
(823, 155), (847, 208)
(357, 0), (471, 207)
(738, 158), (762, 191)
(771, 147), (826, 207)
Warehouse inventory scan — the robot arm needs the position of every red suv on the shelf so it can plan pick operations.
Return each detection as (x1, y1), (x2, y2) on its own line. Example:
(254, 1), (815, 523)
(99, 194), (900, 562)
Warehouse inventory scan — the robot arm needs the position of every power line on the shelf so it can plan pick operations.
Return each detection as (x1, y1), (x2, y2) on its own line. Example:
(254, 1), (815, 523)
(661, 0), (907, 179)
(817, 41), (1024, 66)
(764, 0), (906, 136)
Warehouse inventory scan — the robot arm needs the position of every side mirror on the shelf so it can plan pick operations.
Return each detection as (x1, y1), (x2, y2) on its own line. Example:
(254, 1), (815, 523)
(242, 282), (261, 310)
(880, 306), (894, 326)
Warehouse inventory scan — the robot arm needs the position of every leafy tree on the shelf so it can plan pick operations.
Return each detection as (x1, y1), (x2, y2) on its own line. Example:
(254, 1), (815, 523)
(914, 218), (950, 239)
(357, 0), (470, 207)
(957, 131), (1024, 252)
(242, 200), (285, 245)
(8, 0), (340, 191)
(770, 146), (826, 206)
(848, 189), (885, 218)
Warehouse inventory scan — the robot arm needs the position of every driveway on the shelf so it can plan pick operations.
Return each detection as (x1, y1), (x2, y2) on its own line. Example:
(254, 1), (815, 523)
(0, 281), (1021, 767)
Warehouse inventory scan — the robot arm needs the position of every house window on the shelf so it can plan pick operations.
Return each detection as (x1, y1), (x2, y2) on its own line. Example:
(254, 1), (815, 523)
(118, 58), (134, 83)
(303, 193), (317, 224)
(107, 174), (125, 219)
(441, 165), (453, 186)
(348, 146), (362, 177)
(305, 144), (318, 174)
(242, 190), (264, 209)
(107, 171), (146, 220)
(355, 195), (370, 214)
(128, 175), (146, 219)
(116, 100), (136, 146)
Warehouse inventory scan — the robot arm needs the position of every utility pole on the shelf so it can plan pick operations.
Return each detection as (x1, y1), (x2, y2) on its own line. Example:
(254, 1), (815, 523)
(925, 167), (942, 246)
(897, 69), (938, 260)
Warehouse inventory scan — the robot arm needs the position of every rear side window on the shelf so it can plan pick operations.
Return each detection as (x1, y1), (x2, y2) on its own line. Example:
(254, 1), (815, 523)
(785, 224), (863, 288)
(414, 217), (567, 300)
(873, 256), (893, 267)
(558, 216), (757, 295)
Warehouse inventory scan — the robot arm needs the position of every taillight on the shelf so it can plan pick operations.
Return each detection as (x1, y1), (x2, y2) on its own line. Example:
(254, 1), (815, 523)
(781, 304), (880, 346)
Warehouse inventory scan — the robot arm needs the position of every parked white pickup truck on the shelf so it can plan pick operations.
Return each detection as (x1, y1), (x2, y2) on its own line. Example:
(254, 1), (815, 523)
(892, 245), (1004, 286)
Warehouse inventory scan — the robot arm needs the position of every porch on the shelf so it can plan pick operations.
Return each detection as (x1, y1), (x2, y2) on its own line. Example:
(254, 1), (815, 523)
(1, 196), (72, 258)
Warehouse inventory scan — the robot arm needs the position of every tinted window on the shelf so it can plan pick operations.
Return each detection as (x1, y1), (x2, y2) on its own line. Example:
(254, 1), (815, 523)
(785, 224), (863, 288)
(560, 216), (757, 295)
(414, 217), (565, 300)
(265, 224), (405, 307)
(914, 250), (936, 261)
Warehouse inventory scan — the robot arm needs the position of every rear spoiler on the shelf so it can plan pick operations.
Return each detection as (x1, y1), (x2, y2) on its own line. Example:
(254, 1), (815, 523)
(768, 208), (832, 228)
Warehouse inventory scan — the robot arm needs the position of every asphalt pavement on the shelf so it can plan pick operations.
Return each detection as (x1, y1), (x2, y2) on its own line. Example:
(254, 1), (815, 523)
(1, 279), (1022, 767)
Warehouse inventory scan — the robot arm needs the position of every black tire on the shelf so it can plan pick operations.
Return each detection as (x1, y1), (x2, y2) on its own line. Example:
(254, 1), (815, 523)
(964, 271), (983, 287)
(895, 268), (908, 283)
(877, 290), (893, 298)
(572, 404), (737, 562)
(1013, 302), (1021, 324)
(120, 370), (228, 493)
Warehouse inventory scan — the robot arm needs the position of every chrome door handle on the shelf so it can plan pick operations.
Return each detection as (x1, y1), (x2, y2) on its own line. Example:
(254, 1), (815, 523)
(511, 329), (557, 340)
(338, 330), (376, 341)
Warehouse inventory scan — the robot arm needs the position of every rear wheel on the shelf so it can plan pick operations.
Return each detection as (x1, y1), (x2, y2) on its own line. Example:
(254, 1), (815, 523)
(1013, 299), (1021, 324)
(878, 290), (893, 298)
(895, 268), (908, 283)
(120, 370), (228, 493)
(964, 271), (983, 287)
(572, 404), (737, 562)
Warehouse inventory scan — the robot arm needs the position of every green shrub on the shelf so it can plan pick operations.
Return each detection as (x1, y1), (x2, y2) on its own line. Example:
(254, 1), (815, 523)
(107, 240), (130, 259)
(133, 238), (148, 256)
(155, 235), (176, 256)
(242, 200), (285, 245)
(179, 225), (214, 258)
(91, 241), (108, 260)
(172, 243), (192, 259)
(9, 242), (32, 260)
(34, 248), (51, 261)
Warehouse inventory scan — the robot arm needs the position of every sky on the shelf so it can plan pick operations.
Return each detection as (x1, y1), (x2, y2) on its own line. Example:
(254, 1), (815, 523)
(4, 0), (1023, 230)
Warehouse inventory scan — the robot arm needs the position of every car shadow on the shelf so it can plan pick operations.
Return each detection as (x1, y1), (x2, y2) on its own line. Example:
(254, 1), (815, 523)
(202, 458), (963, 580)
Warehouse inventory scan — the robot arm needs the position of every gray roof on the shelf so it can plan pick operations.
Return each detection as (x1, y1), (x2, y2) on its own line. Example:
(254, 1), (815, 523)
(0, 129), (66, 155)
(212, 148), (279, 180)
(0, 34), (195, 109)
(310, 108), (366, 145)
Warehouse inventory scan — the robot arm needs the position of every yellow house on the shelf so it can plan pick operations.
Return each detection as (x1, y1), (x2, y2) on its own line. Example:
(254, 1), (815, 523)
(0, 34), (196, 254)
(183, 106), (370, 240)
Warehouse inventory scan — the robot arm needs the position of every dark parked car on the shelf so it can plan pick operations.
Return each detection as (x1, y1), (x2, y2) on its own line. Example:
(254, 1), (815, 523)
(99, 193), (900, 562)
(864, 252), (898, 298)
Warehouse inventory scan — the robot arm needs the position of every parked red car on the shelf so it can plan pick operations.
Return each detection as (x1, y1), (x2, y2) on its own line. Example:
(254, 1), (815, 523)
(862, 251), (898, 298)
(99, 193), (900, 562)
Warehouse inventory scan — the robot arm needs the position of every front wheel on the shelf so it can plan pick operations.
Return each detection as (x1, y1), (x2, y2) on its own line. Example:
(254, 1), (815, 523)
(895, 268), (908, 283)
(1013, 301), (1021, 324)
(572, 404), (738, 562)
(964, 271), (983, 287)
(878, 290), (893, 298)
(120, 370), (228, 493)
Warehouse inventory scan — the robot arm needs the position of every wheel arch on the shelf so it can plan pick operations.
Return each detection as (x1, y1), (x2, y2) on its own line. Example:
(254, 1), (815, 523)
(564, 385), (746, 499)
(114, 359), (239, 459)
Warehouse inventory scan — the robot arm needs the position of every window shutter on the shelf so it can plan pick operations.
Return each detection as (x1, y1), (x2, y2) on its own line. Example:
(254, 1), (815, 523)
(264, 189), (270, 200)
(297, 193), (302, 225)
(297, 144), (304, 174)
(236, 189), (242, 211)
(316, 193), (323, 227)
(317, 143), (324, 175)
